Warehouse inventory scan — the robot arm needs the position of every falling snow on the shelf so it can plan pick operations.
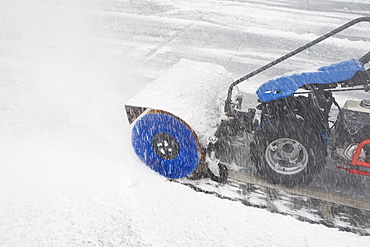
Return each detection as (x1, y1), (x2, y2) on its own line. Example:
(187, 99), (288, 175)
(0, 0), (370, 246)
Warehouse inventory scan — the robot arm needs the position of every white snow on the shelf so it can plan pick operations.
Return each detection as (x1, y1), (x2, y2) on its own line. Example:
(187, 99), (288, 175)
(0, 0), (369, 246)
(126, 59), (231, 146)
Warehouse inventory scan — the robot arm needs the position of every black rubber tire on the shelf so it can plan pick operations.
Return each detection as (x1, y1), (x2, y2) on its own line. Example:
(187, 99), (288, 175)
(208, 163), (228, 183)
(251, 119), (326, 187)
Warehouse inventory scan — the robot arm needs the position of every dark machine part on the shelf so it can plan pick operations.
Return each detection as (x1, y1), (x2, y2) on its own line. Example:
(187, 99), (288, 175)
(332, 100), (370, 174)
(125, 105), (147, 124)
(335, 106), (370, 147)
(251, 118), (327, 187)
(206, 141), (228, 183)
(152, 132), (180, 160)
(215, 108), (257, 138)
(256, 92), (334, 131)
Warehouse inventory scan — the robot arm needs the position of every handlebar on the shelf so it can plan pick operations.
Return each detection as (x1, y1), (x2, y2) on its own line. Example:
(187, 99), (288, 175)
(359, 51), (370, 64)
(225, 17), (370, 116)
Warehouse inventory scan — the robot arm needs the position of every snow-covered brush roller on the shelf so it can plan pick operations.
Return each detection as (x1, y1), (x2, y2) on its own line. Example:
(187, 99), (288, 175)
(126, 61), (231, 181)
(125, 17), (370, 186)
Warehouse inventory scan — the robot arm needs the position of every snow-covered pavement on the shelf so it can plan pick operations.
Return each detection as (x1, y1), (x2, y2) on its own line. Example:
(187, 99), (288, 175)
(0, 0), (369, 246)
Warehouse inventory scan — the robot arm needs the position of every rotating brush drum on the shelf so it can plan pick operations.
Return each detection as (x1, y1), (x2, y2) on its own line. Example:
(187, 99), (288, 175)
(125, 60), (231, 181)
(131, 111), (200, 179)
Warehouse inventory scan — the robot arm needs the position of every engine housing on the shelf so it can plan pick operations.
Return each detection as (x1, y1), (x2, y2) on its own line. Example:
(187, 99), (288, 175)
(333, 99), (370, 162)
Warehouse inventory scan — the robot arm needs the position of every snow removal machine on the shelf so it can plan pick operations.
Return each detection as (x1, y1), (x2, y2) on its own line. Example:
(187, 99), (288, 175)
(125, 17), (370, 188)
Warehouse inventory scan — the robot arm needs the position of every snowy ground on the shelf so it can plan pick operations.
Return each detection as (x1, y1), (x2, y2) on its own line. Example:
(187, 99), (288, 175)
(0, 0), (370, 246)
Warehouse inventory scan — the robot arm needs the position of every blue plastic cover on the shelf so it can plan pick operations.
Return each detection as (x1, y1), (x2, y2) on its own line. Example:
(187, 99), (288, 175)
(256, 59), (365, 102)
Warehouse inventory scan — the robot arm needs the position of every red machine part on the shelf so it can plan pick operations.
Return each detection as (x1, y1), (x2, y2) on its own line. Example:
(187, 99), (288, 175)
(351, 139), (370, 167)
(338, 139), (370, 176)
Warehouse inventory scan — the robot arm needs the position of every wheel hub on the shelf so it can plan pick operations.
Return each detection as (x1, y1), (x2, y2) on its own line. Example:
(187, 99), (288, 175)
(265, 138), (309, 175)
(152, 132), (180, 160)
(278, 141), (300, 161)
